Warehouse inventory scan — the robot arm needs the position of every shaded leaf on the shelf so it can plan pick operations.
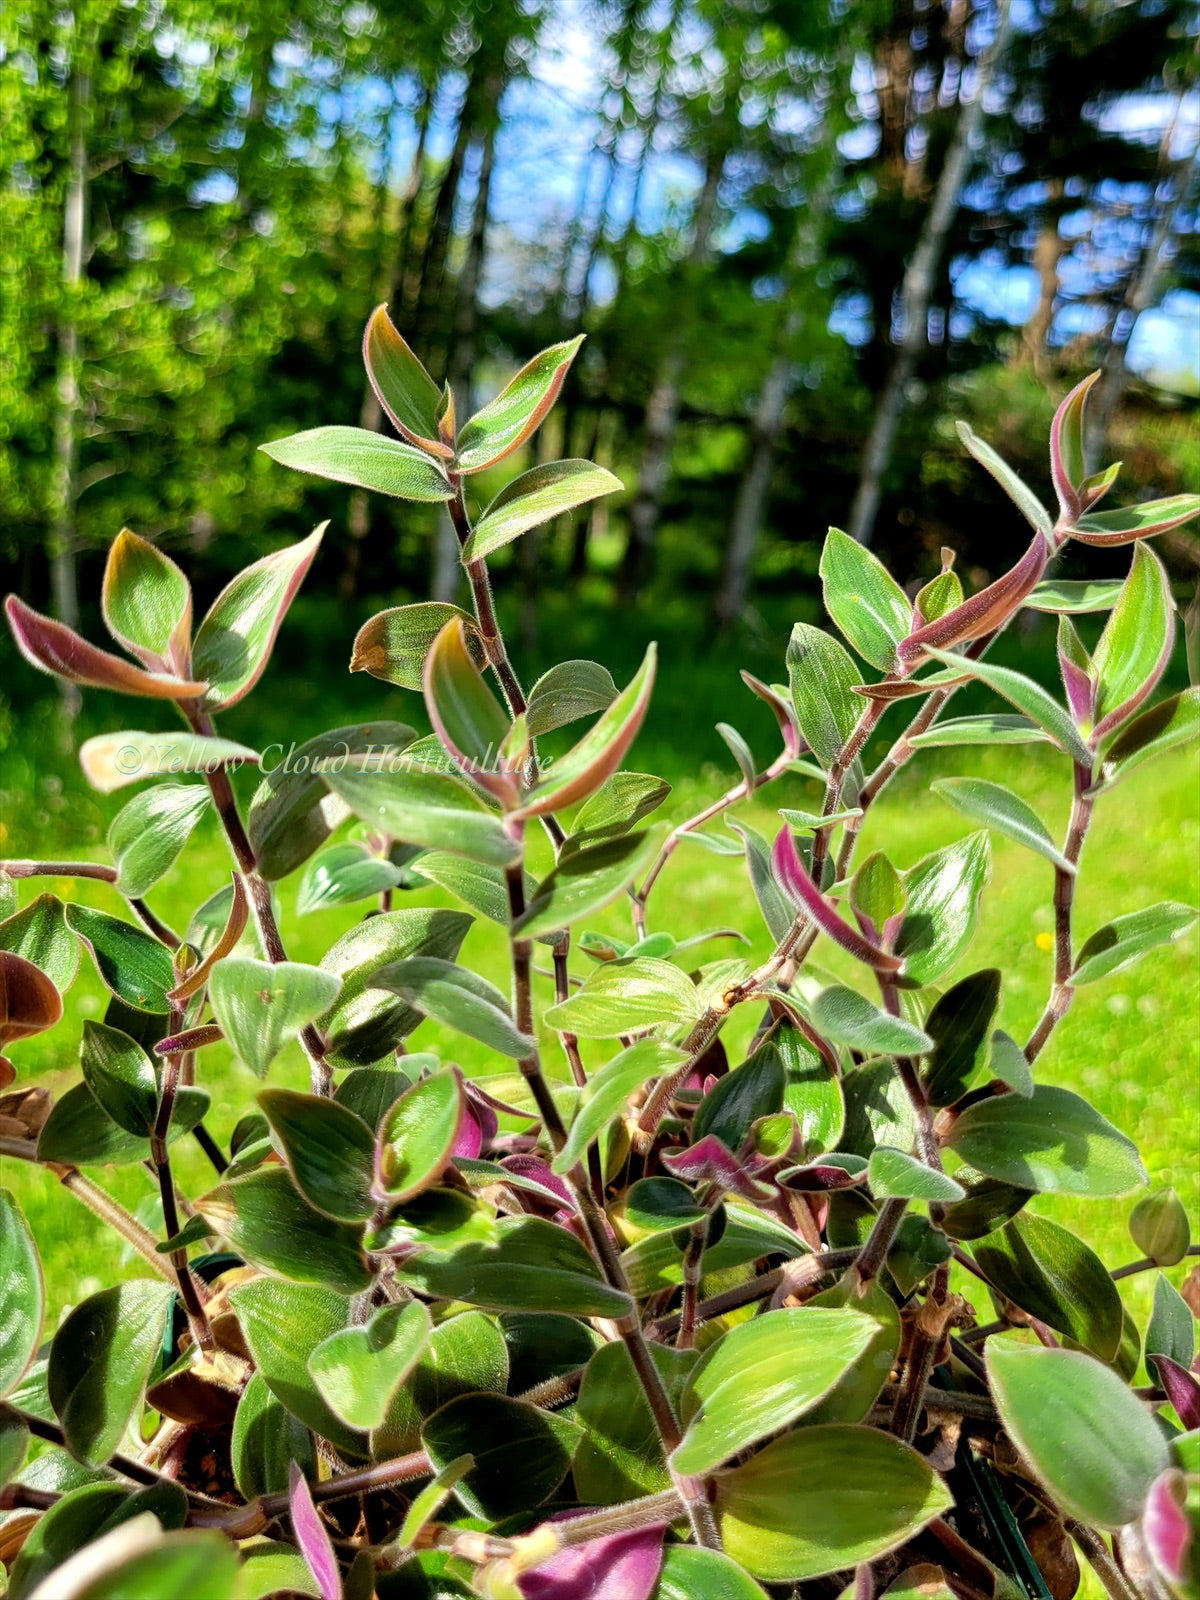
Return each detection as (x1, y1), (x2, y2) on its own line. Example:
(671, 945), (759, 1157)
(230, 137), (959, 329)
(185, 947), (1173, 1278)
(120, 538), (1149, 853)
(259, 1089), (376, 1221)
(975, 1214), (1124, 1359)
(108, 784), (211, 897)
(422, 1393), (580, 1519)
(465, 461), (622, 561)
(526, 659), (619, 738)
(0, 1189), (42, 1399)
(946, 1084), (1146, 1197)
(1072, 902), (1198, 987)
(374, 959), (532, 1059)
(197, 1167), (372, 1294)
(65, 906), (174, 1012)
(48, 1283), (174, 1465)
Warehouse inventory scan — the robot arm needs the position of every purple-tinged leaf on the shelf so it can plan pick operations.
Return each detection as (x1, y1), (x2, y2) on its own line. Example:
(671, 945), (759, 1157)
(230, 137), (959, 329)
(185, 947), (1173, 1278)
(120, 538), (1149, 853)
(455, 336), (584, 473)
(192, 526), (325, 710)
(779, 1157), (869, 1193)
(5, 596), (207, 699)
(1056, 617), (1094, 729)
(350, 601), (481, 690)
(423, 618), (520, 805)
(452, 1101), (484, 1160)
(500, 1155), (576, 1213)
(1078, 460), (1121, 512)
(1092, 542), (1176, 742)
(102, 528), (193, 672)
(1155, 1355), (1200, 1430)
(771, 828), (902, 974)
(1143, 1471), (1193, 1585)
(1073, 493), (1200, 546)
(662, 1135), (775, 1201)
(362, 303), (453, 459)
(289, 1461), (342, 1600)
(261, 427), (453, 501)
(897, 533), (1047, 674)
(464, 460), (623, 562)
(741, 671), (803, 757)
(1049, 371), (1100, 521)
(0, 952), (65, 1059)
(517, 1524), (667, 1600)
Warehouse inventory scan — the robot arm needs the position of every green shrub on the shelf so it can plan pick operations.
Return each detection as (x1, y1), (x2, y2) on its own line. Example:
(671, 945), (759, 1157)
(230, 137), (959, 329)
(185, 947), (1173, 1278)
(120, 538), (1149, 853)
(1, 315), (1198, 1600)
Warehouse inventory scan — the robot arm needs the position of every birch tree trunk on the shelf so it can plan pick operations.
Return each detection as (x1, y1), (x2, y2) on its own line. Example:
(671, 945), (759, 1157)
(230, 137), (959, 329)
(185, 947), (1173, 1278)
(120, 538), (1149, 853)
(847, 0), (1012, 547)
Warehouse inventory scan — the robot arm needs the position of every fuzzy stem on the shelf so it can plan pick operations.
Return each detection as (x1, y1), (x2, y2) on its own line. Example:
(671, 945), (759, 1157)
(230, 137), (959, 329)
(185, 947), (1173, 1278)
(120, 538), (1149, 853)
(1025, 763), (1095, 1062)
(851, 1197), (909, 1293)
(129, 897), (181, 949)
(151, 1025), (214, 1353)
(1, 859), (117, 882)
(190, 1450), (433, 1533)
(1065, 1522), (1142, 1600)
(676, 1219), (707, 1350)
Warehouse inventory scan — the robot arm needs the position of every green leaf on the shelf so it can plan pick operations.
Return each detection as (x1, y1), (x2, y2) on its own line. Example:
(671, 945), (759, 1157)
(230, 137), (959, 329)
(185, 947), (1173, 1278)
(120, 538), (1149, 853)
(715, 1424), (952, 1582)
(868, 1148), (965, 1202)
(909, 714), (1051, 750)
(975, 1214), (1124, 1359)
(656, 1546), (770, 1600)
(820, 527), (914, 671)
(79, 1021), (158, 1137)
(946, 1083), (1147, 1197)
(990, 1033), (1033, 1101)
(922, 969), (1001, 1106)
(624, 1178), (708, 1233)
(1130, 1187), (1191, 1267)
(333, 1065), (414, 1130)
(412, 852), (525, 928)
(1092, 542), (1175, 737)
(727, 818), (794, 943)
(247, 721), (415, 880)
(786, 622), (862, 770)
(374, 958), (532, 1059)
(362, 304), (445, 454)
(350, 602), (479, 690)
(48, 1282), (173, 1465)
(940, 1170), (1032, 1241)
(0, 894), (79, 991)
(18, 1520), (237, 1600)
(569, 772), (671, 847)
(422, 1393), (581, 1520)
(1072, 902), (1198, 986)
(0, 1405), (28, 1484)
(191, 527), (324, 710)
(922, 650), (1092, 766)
(372, 1310), (508, 1458)
(517, 831), (658, 940)
(228, 1278), (364, 1458)
(259, 1088), (376, 1221)
(514, 645), (657, 821)
(1093, 689), (1200, 792)
(197, 1167), (372, 1294)
(308, 1300), (431, 1431)
(987, 1342), (1169, 1528)
(1026, 578), (1125, 614)
(423, 618), (514, 801)
(1074, 493), (1200, 545)
(0, 1190), (42, 1399)
(894, 830), (991, 987)
(318, 908), (473, 1067)
(573, 1339), (696, 1503)
(455, 336), (583, 473)
(850, 851), (906, 935)
(526, 659), (619, 738)
(101, 530), (191, 667)
(364, 1187), (497, 1256)
(545, 957), (700, 1038)
(1146, 1275), (1195, 1372)
(296, 843), (402, 915)
(781, 1022), (844, 1157)
(955, 422), (1053, 537)
(235, 1542), (321, 1600)
(261, 426), (452, 499)
(464, 460), (622, 561)
(209, 958), (341, 1079)
(323, 763), (519, 868)
(673, 1307), (880, 1474)
(5, 1483), (132, 1600)
(107, 784), (211, 898)
(37, 1081), (208, 1167)
(810, 986), (932, 1056)
(402, 1215), (632, 1318)
(692, 1035), (785, 1151)
(231, 1372), (317, 1500)
(374, 1068), (463, 1202)
(552, 1041), (684, 1174)
(931, 778), (1071, 872)
(65, 906), (174, 1012)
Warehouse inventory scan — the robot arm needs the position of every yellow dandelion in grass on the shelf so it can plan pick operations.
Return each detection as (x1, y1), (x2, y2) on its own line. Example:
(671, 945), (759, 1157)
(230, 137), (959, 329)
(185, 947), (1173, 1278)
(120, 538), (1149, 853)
(1035, 931), (1054, 952)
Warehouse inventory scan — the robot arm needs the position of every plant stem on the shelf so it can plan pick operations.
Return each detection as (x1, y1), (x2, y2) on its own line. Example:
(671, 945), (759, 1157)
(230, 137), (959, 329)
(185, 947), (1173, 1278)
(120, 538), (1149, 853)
(647, 1251), (860, 1337)
(16, 1409), (216, 1496)
(1, 859), (117, 882)
(191, 1450), (433, 1533)
(1065, 1521), (1141, 1600)
(1111, 1246), (1200, 1279)
(889, 1261), (952, 1443)
(151, 1021), (214, 1353)
(810, 696), (886, 888)
(851, 1197), (909, 1294)
(1026, 762), (1095, 1062)
(676, 1219), (707, 1350)
(129, 897), (181, 948)
(0, 1137), (174, 1281)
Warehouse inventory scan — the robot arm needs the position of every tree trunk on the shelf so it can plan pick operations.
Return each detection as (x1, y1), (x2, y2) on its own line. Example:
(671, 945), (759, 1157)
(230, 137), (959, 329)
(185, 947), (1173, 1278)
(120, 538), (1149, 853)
(431, 116), (497, 603)
(1020, 178), (1066, 375)
(49, 46), (90, 723)
(412, 81), (476, 356)
(618, 146), (724, 600)
(847, 0), (1012, 547)
(1086, 104), (1196, 464)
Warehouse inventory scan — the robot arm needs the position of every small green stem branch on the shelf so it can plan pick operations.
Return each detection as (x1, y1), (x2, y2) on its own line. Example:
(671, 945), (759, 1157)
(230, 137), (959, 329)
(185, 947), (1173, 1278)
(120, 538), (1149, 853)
(190, 1450), (433, 1534)
(188, 708), (330, 1094)
(1025, 762), (1095, 1063)
(0, 1136), (174, 1281)
(1111, 1246), (1200, 1280)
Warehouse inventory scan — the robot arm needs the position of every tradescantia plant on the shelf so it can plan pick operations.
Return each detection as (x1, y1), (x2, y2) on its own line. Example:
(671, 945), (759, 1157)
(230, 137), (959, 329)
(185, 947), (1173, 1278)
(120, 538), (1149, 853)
(1, 314), (1198, 1600)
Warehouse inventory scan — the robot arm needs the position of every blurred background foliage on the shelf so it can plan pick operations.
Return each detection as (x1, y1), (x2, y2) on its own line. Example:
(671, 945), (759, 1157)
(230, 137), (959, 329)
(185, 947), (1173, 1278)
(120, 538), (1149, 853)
(0, 0), (1197, 750)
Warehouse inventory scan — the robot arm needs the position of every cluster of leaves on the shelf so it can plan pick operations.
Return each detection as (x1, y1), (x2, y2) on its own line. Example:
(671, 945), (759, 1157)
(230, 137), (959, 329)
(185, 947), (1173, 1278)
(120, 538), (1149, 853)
(0, 315), (1198, 1600)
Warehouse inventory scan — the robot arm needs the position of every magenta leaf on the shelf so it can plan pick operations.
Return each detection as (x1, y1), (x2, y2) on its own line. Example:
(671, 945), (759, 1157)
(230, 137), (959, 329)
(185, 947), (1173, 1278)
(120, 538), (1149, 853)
(897, 533), (1047, 674)
(1143, 1470), (1192, 1585)
(289, 1461), (342, 1600)
(5, 596), (208, 700)
(517, 1524), (667, 1600)
(1155, 1354), (1200, 1431)
(1049, 371), (1100, 522)
(663, 1134), (775, 1201)
(771, 827), (902, 974)
(499, 1154), (577, 1212)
